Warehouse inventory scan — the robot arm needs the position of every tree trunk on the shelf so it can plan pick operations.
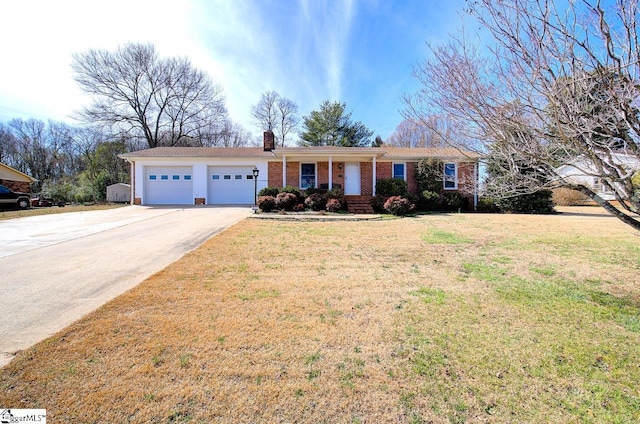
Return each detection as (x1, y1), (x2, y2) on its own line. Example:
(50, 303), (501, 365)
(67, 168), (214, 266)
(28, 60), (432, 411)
(574, 185), (640, 231)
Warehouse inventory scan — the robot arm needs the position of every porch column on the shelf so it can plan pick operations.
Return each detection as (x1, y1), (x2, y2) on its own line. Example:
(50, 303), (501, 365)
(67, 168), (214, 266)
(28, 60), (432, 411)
(372, 156), (377, 196)
(328, 156), (333, 190)
(282, 155), (287, 187)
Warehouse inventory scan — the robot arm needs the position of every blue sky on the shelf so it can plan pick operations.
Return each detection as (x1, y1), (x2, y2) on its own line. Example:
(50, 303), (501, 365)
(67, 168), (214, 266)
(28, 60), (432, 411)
(0, 0), (469, 142)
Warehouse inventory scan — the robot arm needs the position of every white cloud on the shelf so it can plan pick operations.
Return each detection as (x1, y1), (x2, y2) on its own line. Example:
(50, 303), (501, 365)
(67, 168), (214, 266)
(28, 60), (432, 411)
(0, 0), (197, 122)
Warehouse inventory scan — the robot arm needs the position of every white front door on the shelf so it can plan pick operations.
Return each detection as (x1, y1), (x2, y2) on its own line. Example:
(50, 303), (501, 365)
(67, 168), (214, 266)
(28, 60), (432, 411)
(344, 163), (361, 195)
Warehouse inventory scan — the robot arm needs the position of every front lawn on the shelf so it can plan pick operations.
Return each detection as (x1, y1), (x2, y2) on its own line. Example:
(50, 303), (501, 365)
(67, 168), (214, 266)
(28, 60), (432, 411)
(1, 207), (639, 423)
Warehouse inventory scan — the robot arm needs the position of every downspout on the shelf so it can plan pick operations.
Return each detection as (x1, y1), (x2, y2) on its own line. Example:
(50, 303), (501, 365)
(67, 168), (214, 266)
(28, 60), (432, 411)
(329, 156), (333, 190)
(473, 161), (478, 211)
(373, 156), (377, 196)
(282, 155), (287, 187)
(130, 160), (135, 205)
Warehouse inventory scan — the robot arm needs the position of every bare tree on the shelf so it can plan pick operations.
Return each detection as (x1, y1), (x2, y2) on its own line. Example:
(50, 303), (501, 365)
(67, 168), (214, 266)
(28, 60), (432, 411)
(195, 118), (252, 147)
(3, 119), (77, 191)
(0, 123), (15, 166)
(276, 96), (300, 146)
(72, 43), (227, 149)
(386, 118), (461, 148)
(251, 91), (299, 147)
(404, 0), (640, 230)
(251, 91), (279, 132)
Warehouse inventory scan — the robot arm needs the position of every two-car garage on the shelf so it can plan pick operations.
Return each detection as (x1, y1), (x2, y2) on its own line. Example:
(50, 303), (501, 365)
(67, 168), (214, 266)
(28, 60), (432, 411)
(143, 165), (256, 205)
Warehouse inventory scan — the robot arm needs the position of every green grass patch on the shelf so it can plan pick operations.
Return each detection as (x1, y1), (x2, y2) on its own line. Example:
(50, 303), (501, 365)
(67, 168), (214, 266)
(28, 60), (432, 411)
(409, 287), (447, 304)
(237, 289), (280, 301)
(422, 229), (472, 244)
(460, 261), (509, 283)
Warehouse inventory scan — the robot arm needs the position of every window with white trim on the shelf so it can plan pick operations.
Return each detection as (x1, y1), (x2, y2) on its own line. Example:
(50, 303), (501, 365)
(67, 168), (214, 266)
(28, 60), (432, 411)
(443, 163), (457, 190)
(301, 163), (316, 189)
(593, 177), (611, 193)
(393, 162), (406, 180)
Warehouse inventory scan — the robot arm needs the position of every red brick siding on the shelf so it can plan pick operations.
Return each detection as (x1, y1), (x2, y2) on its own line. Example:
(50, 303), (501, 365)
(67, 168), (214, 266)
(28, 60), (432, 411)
(376, 162), (392, 180)
(317, 162), (329, 188)
(361, 162), (373, 196)
(286, 162), (300, 188)
(268, 162), (282, 187)
(0, 179), (31, 193)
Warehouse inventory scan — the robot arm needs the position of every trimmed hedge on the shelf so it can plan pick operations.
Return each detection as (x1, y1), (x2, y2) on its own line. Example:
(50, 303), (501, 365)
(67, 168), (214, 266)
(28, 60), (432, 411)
(376, 178), (408, 197)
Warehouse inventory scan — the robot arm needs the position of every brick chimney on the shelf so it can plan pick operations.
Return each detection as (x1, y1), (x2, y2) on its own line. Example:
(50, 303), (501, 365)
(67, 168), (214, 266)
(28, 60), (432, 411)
(263, 130), (275, 151)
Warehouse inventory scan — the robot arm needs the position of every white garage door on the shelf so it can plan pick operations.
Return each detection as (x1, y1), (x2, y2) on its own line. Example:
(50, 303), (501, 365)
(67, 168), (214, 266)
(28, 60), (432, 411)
(145, 166), (193, 205)
(208, 166), (255, 204)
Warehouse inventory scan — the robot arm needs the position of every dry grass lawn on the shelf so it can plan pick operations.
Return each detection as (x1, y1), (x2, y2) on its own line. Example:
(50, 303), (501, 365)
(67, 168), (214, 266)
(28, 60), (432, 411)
(1, 207), (639, 423)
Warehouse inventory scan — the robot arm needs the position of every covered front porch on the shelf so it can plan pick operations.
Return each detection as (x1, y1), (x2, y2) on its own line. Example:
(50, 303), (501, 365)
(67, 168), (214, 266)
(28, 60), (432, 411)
(267, 147), (387, 197)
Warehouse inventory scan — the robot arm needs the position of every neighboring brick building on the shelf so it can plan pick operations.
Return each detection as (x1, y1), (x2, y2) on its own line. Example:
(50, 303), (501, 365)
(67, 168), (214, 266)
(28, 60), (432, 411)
(0, 163), (36, 193)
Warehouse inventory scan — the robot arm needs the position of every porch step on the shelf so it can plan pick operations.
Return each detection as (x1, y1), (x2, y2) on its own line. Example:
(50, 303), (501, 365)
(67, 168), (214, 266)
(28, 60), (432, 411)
(344, 195), (375, 214)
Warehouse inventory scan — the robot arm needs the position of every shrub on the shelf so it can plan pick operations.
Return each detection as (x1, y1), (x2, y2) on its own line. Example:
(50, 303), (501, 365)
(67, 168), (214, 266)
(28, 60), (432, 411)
(257, 195), (276, 212)
(442, 192), (467, 211)
(258, 187), (280, 197)
(293, 203), (305, 212)
(383, 196), (415, 216)
(370, 195), (387, 213)
(477, 197), (499, 212)
(303, 187), (323, 196)
(552, 188), (591, 206)
(275, 192), (297, 211)
(326, 187), (344, 199)
(497, 190), (555, 214)
(376, 178), (408, 197)
(280, 186), (301, 196)
(305, 193), (327, 211)
(416, 158), (443, 193)
(326, 198), (344, 212)
(419, 190), (441, 211)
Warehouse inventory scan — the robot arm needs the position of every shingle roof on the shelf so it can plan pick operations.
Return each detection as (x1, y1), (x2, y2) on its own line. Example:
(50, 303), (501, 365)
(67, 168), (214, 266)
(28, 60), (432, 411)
(381, 147), (480, 160)
(119, 146), (480, 160)
(120, 147), (273, 158)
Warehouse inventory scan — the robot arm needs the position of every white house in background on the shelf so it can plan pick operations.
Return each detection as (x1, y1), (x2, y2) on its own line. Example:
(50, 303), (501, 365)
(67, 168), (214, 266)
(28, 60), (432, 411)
(106, 183), (131, 203)
(556, 153), (640, 200)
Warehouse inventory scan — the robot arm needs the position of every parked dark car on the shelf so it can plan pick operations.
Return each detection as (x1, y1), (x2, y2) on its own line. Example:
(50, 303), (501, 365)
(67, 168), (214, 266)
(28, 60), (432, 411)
(0, 184), (30, 209)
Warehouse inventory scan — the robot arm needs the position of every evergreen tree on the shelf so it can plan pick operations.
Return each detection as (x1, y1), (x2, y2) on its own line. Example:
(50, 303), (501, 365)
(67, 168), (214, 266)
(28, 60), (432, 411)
(299, 101), (373, 147)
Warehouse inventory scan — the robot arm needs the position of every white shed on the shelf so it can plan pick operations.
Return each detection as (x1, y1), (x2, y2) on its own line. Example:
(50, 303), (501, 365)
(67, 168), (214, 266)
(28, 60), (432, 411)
(106, 183), (131, 203)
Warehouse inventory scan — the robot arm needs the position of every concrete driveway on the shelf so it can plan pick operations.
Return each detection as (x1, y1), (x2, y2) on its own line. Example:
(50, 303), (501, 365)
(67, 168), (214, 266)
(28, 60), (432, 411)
(0, 206), (250, 367)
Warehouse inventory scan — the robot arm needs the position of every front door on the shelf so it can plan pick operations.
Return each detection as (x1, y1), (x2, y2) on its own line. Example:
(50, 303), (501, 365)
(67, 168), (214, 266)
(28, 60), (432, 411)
(344, 163), (361, 195)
